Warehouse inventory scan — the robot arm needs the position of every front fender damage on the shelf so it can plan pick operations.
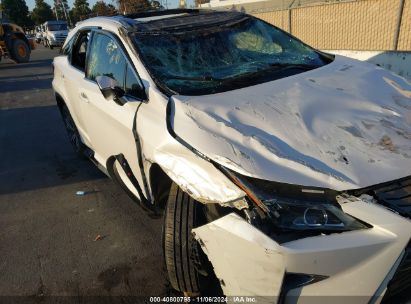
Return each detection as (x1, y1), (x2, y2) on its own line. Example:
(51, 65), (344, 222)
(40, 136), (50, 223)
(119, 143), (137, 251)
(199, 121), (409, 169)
(153, 143), (246, 204)
(192, 213), (285, 303)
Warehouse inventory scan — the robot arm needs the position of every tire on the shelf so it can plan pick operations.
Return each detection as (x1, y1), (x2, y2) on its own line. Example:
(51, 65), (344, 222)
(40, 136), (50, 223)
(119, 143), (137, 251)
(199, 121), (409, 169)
(164, 183), (201, 294)
(50, 45), (54, 50)
(60, 104), (85, 157)
(10, 39), (30, 63)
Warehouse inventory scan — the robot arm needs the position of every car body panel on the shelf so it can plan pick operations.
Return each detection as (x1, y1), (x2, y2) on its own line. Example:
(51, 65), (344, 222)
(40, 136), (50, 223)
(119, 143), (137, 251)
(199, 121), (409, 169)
(193, 199), (411, 303)
(172, 55), (411, 191)
(76, 78), (146, 194)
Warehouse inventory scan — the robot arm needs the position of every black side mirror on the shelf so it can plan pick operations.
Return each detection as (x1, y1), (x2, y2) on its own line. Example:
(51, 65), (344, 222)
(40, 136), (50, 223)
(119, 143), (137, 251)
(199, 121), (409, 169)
(96, 75), (126, 106)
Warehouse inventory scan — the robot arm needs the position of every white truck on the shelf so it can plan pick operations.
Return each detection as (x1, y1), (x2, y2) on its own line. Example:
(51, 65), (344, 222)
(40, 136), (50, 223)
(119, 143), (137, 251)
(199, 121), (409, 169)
(42, 20), (68, 49)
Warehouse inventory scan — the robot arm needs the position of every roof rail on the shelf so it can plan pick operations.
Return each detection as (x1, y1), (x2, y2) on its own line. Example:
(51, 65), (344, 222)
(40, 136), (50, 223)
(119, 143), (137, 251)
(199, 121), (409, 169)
(123, 8), (201, 19)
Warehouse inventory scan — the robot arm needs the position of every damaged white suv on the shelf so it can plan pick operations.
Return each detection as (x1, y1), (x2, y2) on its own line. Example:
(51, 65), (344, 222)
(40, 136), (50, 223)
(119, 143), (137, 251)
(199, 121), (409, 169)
(52, 9), (411, 303)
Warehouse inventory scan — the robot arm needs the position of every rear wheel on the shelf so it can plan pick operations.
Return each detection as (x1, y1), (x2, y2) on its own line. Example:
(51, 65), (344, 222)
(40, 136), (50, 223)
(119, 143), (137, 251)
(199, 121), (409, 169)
(10, 39), (30, 63)
(60, 104), (85, 157)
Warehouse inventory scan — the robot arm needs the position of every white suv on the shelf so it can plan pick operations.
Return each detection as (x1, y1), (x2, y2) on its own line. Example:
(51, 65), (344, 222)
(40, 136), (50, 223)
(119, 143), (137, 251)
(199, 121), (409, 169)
(52, 9), (411, 302)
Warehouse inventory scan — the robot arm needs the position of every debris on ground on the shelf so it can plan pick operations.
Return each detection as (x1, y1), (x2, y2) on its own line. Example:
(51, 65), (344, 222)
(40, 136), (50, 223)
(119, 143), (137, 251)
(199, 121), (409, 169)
(94, 234), (103, 241)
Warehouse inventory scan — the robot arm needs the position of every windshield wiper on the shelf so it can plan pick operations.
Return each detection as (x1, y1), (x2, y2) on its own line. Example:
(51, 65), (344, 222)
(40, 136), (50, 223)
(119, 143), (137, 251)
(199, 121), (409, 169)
(217, 63), (323, 85)
(163, 63), (321, 85)
(164, 74), (222, 82)
(268, 63), (322, 70)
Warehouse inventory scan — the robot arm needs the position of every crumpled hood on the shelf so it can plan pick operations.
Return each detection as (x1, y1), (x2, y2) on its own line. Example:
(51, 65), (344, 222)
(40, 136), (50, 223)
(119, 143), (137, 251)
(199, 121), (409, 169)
(171, 55), (411, 191)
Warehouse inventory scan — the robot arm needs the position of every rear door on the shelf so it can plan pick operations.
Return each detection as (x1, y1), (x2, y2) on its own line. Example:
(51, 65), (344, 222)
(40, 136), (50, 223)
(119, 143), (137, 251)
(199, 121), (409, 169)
(62, 29), (92, 146)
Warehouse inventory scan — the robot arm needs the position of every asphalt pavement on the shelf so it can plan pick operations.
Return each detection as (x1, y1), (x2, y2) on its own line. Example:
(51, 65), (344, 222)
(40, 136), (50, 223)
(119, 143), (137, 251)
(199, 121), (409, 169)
(0, 45), (168, 301)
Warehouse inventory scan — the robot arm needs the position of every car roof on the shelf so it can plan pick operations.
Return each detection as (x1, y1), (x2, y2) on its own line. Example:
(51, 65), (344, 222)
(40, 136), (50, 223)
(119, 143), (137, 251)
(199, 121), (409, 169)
(77, 9), (247, 34)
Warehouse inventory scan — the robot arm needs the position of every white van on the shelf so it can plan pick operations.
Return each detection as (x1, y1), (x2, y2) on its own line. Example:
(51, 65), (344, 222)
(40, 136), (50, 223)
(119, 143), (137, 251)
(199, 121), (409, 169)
(43, 20), (68, 49)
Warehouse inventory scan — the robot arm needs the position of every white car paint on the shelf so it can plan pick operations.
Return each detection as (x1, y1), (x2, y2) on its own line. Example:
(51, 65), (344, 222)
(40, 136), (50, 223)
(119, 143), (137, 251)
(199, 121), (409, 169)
(52, 14), (411, 303)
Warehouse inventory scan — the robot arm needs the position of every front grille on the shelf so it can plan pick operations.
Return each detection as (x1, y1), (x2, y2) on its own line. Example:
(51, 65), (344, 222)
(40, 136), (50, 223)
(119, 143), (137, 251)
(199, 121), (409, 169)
(382, 240), (411, 303)
(372, 176), (411, 219)
(55, 36), (67, 43)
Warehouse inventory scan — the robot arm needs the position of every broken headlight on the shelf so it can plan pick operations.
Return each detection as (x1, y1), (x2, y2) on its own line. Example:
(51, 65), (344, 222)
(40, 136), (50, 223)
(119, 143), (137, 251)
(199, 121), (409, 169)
(220, 167), (369, 235)
(263, 199), (367, 231)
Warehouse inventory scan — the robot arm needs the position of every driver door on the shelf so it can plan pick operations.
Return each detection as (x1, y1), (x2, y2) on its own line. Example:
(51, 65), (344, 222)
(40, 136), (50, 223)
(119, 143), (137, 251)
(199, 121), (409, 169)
(78, 30), (148, 198)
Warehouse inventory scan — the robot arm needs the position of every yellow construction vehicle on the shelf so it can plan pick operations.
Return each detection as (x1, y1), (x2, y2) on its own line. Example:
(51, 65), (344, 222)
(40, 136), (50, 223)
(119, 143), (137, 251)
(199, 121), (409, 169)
(0, 12), (33, 63)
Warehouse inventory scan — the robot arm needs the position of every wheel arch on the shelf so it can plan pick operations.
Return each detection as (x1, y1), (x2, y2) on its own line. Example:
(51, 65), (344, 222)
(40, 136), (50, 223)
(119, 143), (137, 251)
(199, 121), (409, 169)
(55, 92), (66, 110)
(11, 32), (30, 46)
(148, 163), (173, 210)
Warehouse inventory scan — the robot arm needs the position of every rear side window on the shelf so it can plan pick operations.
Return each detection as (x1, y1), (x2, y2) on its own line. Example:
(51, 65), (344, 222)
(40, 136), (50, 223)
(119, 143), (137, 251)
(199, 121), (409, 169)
(71, 31), (90, 71)
(86, 33), (126, 86)
(62, 35), (75, 56)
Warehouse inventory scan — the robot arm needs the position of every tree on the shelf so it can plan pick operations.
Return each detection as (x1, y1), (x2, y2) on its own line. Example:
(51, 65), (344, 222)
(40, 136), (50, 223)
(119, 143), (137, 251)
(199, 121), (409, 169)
(1, 0), (31, 26)
(31, 0), (54, 24)
(91, 1), (117, 16)
(71, 0), (91, 22)
(116, 0), (153, 14)
(53, 0), (70, 21)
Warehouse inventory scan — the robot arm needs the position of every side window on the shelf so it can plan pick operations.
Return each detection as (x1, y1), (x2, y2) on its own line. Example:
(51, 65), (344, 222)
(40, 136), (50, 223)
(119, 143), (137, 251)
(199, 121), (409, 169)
(125, 64), (145, 99)
(71, 31), (90, 71)
(86, 33), (126, 88)
(61, 35), (75, 56)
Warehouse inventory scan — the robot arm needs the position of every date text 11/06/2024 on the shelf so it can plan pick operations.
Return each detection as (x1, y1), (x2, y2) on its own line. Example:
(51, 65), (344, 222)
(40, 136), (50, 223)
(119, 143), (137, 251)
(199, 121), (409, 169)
(149, 297), (257, 302)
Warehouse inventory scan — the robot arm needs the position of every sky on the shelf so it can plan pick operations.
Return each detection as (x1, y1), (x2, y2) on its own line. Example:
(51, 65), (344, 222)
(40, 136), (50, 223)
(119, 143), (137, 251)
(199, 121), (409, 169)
(25, 0), (183, 11)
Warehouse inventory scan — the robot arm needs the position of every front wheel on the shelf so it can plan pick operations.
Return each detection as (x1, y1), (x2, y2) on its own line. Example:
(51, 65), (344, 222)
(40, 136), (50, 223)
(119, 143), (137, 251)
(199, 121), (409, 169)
(164, 183), (201, 294)
(10, 39), (30, 63)
(163, 183), (224, 296)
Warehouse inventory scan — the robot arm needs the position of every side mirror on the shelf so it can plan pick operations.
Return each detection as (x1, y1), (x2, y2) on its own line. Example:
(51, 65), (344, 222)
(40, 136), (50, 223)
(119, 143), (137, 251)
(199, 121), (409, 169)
(96, 75), (126, 106)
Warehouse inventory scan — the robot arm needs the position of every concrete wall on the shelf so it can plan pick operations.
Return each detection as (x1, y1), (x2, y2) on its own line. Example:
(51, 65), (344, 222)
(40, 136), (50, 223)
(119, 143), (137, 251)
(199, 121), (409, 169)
(325, 50), (411, 81)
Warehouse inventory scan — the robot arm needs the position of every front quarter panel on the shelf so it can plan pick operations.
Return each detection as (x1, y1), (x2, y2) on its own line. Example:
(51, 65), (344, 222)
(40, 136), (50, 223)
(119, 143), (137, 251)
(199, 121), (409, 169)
(136, 89), (245, 204)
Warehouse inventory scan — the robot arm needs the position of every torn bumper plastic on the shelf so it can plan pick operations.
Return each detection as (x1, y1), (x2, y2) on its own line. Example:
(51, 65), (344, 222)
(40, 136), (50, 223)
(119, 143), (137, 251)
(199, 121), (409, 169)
(193, 199), (411, 304)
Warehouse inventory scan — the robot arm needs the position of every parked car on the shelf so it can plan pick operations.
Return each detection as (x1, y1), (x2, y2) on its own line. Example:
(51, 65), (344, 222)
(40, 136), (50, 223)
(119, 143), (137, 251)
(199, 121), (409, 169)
(52, 9), (411, 302)
(42, 20), (68, 49)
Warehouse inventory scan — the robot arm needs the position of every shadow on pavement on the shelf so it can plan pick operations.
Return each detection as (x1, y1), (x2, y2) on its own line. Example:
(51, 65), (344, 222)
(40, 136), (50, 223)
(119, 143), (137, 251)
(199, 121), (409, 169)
(0, 59), (53, 70)
(0, 77), (52, 93)
(0, 105), (106, 195)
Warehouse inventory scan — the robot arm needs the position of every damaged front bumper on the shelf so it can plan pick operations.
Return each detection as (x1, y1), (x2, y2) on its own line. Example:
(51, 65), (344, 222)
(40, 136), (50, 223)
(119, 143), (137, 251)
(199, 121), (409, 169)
(193, 199), (411, 304)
